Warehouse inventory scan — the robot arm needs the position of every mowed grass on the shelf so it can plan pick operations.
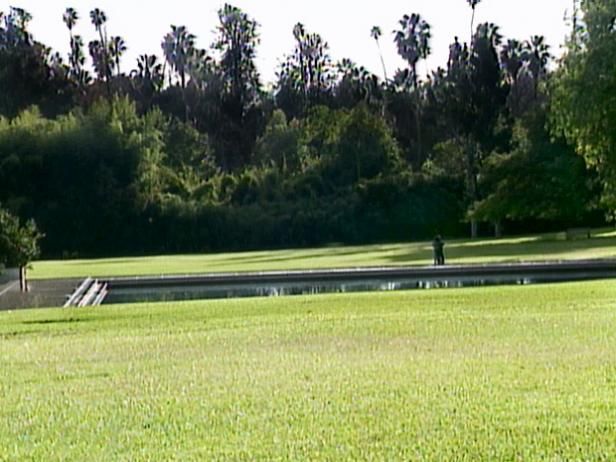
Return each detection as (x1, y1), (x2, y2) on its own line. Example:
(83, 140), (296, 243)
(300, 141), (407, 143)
(2, 281), (616, 460)
(31, 228), (616, 280)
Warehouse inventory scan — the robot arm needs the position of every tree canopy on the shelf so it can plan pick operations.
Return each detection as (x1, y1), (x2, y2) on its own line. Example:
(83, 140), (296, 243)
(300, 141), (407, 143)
(0, 3), (607, 257)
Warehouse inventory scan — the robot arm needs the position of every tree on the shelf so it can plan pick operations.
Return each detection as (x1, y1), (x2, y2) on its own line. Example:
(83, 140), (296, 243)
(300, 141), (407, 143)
(0, 206), (42, 292)
(63, 8), (90, 90)
(109, 35), (127, 76)
(162, 25), (195, 90)
(551, 0), (616, 217)
(130, 54), (164, 112)
(393, 13), (431, 166)
(436, 23), (508, 237)
(334, 59), (381, 110)
(254, 109), (303, 174)
(371, 26), (388, 82)
(214, 4), (263, 170)
(215, 4), (260, 113)
(89, 8), (111, 85)
(473, 107), (592, 227)
(0, 7), (73, 117)
(466, 0), (482, 40)
(161, 25), (197, 122)
(276, 23), (333, 116)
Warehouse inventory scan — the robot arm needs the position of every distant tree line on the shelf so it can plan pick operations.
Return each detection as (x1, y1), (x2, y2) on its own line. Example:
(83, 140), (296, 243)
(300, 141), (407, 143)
(0, 1), (611, 258)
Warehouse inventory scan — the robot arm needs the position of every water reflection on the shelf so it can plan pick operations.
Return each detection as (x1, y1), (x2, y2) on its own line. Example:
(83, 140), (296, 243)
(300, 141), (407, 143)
(103, 275), (547, 305)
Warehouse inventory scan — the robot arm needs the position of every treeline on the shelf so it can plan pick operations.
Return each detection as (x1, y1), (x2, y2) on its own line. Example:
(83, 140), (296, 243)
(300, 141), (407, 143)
(0, 2), (611, 258)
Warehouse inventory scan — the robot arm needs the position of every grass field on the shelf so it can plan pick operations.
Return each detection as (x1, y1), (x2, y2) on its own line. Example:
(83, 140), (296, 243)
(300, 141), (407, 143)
(2, 280), (616, 460)
(31, 228), (616, 280)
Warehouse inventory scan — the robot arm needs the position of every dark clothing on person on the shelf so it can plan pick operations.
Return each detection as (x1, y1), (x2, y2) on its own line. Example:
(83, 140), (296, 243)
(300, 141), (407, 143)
(432, 236), (445, 266)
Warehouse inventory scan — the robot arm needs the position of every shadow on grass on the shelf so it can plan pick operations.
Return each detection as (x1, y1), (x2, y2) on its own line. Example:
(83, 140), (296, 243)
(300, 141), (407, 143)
(21, 317), (93, 326)
(387, 235), (616, 265)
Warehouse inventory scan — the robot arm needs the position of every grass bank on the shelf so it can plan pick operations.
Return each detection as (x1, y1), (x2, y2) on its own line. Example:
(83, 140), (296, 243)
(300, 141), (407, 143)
(2, 281), (616, 460)
(31, 228), (616, 280)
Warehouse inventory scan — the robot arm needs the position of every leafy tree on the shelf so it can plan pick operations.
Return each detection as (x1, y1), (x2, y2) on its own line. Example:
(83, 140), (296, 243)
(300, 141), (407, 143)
(473, 107), (592, 225)
(551, 0), (616, 216)
(0, 7), (73, 117)
(334, 59), (381, 110)
(437, 24), (509, 236)
(254, 109), (304, 174)
(0, 205), (42, 291)
(330, 105), (402, 184)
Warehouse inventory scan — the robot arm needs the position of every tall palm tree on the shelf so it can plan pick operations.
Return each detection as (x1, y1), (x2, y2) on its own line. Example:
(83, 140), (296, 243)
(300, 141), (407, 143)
(109, 35), (127, 76)
(135, 54), (163, 85)
(62, 7), (78, 34)
(523, 35), (550, 81)
(131, 54), (164, 110)
(63, 7), (87, 86)
(162, 25), (197, 121)
(394, 13), (431, 89)
(162, 25), (196, 89)
(522, 35), (550, 99)
(371, 26), (388, 82)
(89, 8), (110, 82)
(394, 13), (431, 166)
(500, 38), (524, 84)
(466, 0), (481, 39)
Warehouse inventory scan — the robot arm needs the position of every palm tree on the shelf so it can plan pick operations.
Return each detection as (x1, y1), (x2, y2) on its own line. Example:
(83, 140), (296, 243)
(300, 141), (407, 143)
(89, 8), (107, 45)
(89, 8), (110, 82)
(161, 25), (196, 89)
(371, 26), (388, 82)
(162, 25), (197, 121)
(522, 35), (551, 99)
(135, 54), (163, 86)
(466, 0), (481, 39)
(394, 14), (431, 89)
(523, 35), (550, 81)
(63, 7), (87, 86)
(62, 7), (78, 33)
(109, 35), (127, 76)
(500, 39), (524, 84)
(394, 13), (431, 166)
(131, 54), (164, 111)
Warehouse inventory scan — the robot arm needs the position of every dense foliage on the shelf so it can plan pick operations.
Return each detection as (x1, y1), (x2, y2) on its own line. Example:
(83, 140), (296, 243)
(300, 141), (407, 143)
(0, 2), (609, 257)
(0, 205), (42, 268)
(551, 0), (616, 217)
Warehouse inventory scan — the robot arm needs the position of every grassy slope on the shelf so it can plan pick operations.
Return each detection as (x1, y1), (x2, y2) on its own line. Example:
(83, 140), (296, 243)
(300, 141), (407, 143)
(31, 228), (616, 280)
(2, 281), (616, 460)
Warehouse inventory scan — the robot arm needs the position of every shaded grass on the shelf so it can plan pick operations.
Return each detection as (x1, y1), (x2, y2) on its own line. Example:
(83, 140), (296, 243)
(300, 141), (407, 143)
(31, 228), (616, 280)
(2, 281), (616, 460)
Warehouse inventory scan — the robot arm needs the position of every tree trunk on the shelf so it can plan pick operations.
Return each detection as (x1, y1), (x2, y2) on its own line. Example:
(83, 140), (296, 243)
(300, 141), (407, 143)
(494, 221), (502, 238)
(471, 220), (478, 239)
(19, 266), (28, 292)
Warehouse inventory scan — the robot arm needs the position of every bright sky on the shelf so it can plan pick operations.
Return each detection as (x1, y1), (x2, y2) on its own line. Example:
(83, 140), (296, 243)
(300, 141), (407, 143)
(6, 0), (573, 84)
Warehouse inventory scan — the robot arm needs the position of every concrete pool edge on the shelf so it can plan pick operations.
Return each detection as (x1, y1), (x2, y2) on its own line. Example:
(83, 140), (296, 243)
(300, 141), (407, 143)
(103, 259), (616, 289)
(4, 259), (616, 310)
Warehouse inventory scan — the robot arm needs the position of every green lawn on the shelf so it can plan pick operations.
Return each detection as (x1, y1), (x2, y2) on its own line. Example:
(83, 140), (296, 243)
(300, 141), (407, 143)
(31, 228), (616, 280)
(2, 281), (616, 460)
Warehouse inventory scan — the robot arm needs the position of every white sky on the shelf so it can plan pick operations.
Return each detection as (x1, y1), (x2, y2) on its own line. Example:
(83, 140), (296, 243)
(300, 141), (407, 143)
(5, 0), (573, 84)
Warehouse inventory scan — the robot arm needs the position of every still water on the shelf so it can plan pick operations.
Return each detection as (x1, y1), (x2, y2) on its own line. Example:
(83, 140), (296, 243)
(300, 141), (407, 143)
(102, 275), (546, 304)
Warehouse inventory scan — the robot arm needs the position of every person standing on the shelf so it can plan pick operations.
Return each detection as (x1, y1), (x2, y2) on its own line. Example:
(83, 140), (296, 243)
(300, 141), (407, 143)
(432, 235), (445, 266)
